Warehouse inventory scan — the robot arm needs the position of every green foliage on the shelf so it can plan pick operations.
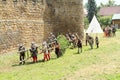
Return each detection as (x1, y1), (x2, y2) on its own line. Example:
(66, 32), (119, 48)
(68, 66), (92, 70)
(57, 35), (69, 54)
(98, 16), (112, 27)
(99, 0), (116, 7)
(87, 0), (97, 23)
(84, 17), (89, 29)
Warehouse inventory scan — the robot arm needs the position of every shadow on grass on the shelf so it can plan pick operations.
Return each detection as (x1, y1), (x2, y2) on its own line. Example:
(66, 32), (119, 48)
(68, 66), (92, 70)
(73, 52), (82, 55)
(12, 60), (44, 67)
(12, 57), (58, 67)
(84, 48), (93, 51)
(50, 57), (57, 60)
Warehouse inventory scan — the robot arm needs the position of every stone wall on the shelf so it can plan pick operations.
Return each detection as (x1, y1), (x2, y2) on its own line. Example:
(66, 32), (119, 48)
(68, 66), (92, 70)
(0, 0), (84, 53)
(0, 0), (45, 53)
(44, 0), (84, 38)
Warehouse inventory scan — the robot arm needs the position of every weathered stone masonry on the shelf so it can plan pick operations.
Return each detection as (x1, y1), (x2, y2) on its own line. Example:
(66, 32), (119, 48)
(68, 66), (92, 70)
(0, 0), (84, 53)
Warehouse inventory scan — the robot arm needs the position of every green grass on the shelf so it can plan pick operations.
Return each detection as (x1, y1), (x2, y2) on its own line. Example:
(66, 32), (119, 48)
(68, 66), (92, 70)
(0, 31), (120, 80)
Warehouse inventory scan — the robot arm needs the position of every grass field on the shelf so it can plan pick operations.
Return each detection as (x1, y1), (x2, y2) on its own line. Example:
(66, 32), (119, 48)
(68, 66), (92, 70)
(0, 31), (120, 80)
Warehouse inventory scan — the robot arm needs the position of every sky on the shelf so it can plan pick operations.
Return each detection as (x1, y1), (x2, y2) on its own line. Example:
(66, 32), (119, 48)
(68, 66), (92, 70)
(83, 0), (120, 6)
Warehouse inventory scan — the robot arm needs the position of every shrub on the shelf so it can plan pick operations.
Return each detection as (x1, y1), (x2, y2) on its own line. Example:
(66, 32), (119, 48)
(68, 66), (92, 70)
(57, 35), (69, 54)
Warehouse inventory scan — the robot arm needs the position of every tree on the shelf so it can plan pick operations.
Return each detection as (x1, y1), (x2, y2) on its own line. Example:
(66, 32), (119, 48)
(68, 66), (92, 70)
(87, 0), (97, 23)
(108, 0), (115, 6)
(84, 17), (89, 29)
(98, 16), (112, 27)
(100, 0), (116, 7)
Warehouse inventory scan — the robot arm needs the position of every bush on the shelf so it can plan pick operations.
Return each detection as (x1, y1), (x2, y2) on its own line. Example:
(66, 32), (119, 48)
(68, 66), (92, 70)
(57, 35), (69, 54)
(98, 16), (112, 27)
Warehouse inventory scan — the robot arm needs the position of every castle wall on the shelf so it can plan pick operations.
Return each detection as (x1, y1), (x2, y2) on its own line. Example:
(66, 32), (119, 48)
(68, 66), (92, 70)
(0, 0), (84, 53)
(44, 0), (84, 38)
(0, 0), (45, 52)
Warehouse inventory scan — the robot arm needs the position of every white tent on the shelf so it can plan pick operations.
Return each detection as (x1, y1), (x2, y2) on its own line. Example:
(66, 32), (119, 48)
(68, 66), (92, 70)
(86, 15), (103, 33)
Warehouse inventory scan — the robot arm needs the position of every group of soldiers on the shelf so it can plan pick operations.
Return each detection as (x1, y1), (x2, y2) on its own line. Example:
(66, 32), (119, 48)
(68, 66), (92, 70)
(18, 42), (39, 65)
(103, 25), (117, 37)
(18, 33), (61, 65)
(86, 33), (99, 49)
(66, 32), (99, 51)
(18, 32), (100, 65)
(66, 33), (82, 53)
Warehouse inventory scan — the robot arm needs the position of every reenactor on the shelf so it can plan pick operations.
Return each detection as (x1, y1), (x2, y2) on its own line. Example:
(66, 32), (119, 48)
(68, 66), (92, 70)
(112, 27), (116, 36)
(42, 41), (50, 62)
(95, 36), (99, 48)
(71, 34), (76, 47)
(74, 33), (79, 47)
(55, 41), (61, 58)
(77, 39), (82, 53)
(108, 27), (112, 37)
(86, 33), (89, 46)
(88, 36), (94, 49)
(18, 44), (26, 65)
(47, 50), (50, 60)
(49, 33), (57, 42)
(48, 33), (57, 49)
(30, 42), (38, 63)
(75, 33), (79, 40)
(66, 34), (72, 46)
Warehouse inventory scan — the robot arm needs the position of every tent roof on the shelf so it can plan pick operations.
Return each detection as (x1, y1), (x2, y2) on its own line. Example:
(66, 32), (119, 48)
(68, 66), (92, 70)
(86, 15), (103, 33)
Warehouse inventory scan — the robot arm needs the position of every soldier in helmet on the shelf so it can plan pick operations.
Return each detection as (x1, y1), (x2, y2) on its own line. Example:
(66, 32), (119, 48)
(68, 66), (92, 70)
(30, 42), (38, 63)
(42, 41), (50, 62)
(18, 44), (26, 65)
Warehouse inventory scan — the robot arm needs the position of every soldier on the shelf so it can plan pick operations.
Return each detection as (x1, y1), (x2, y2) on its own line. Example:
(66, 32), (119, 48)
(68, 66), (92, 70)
(66, 34), (72, 46)
(75, 33), (79, 40)
(74, 33), (79, 47)
(18, 44), (26, 65)
(86, 33), (89, 46)
(112, 26), (116, 36)
(48, 33), (57, 49)
(30, 42), (38, 63)
(77, 39), (82, 53)
(88, 36), (94, 49)
(108, 27), (112, 37)
(49, 33), (56, 42)
(71, 34), (76, 48)
(42, 41), (49, 62)
(95, 36), (99, 48)
(55, 41), (60, 58)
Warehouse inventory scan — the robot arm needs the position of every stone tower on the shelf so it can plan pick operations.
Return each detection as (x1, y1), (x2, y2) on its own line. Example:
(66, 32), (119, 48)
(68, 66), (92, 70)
(0, 0), (84, 53)
(44, 0), (84, 39)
